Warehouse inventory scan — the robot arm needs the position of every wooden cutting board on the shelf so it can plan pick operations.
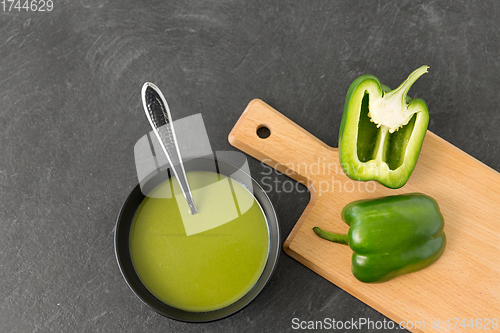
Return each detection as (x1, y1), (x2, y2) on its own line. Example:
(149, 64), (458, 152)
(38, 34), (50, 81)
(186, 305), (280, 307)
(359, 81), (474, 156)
(228, 99), (500, 333)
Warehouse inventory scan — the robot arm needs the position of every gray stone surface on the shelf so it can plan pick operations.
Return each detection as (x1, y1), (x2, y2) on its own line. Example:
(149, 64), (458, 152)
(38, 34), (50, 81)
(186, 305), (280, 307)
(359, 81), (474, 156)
(1, 1), (499, 332)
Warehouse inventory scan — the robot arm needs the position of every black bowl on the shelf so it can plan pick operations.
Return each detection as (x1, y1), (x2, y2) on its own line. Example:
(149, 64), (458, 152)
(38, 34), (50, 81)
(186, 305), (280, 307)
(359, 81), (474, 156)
(114, 157), (280, 322)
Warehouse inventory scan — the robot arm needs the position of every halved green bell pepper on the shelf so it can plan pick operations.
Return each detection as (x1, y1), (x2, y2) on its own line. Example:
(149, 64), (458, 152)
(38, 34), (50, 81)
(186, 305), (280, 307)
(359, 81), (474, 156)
(339, 66), (430, 189)
(313, 193), (446, 283)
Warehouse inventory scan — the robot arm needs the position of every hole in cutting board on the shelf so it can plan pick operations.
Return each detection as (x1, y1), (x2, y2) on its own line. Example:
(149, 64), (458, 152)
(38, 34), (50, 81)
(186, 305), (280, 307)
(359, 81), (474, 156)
(257, 126), (271, 139)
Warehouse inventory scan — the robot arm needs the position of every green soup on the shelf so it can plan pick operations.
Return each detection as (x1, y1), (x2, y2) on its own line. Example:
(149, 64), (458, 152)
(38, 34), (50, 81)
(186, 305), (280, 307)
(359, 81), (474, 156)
(130, 171), (269, 312)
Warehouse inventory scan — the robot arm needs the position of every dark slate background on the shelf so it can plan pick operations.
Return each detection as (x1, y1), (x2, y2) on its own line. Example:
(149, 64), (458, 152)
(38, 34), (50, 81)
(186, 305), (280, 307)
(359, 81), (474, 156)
(1, 1), (498, 332)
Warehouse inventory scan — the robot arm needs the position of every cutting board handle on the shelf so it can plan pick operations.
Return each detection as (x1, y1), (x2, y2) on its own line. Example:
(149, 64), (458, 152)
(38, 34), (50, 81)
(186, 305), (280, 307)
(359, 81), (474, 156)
(228, 99), (338, 186)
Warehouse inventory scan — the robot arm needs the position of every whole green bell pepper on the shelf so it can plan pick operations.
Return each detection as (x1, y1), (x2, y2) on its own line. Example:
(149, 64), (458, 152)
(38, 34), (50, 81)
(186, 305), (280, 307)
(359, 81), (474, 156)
(339, 66), (429, 189)
(313, 193), (446, 283)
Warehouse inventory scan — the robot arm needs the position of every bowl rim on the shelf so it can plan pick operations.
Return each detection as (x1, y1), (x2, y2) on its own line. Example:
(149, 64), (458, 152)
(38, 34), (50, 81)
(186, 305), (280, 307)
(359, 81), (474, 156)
(114, 156), (280, 322)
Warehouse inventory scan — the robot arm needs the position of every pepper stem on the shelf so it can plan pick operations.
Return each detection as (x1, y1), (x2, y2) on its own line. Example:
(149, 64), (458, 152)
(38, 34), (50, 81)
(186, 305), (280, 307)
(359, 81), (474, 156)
(313, 227), (349, 245)
(384, 65), (429, 110)
(367, 65), (429, 133)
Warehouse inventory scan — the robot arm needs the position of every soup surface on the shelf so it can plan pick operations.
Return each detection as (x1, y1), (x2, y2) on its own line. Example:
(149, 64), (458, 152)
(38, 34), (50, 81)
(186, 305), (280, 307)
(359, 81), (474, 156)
(130, 171), (269, 312)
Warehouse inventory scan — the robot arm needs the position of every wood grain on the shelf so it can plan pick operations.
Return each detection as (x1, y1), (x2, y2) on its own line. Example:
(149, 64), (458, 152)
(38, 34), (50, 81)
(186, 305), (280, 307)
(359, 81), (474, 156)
(229, 99), (500, 333)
